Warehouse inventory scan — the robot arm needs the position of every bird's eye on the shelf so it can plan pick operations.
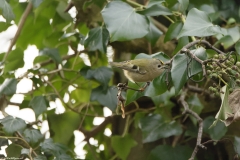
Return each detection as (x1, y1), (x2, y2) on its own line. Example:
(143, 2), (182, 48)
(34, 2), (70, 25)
(132, 65), (138, 69)
(158, 65), (161, 68)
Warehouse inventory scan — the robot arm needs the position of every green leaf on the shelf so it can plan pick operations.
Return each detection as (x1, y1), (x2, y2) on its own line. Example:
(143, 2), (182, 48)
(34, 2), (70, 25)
(211, 85), (232, 126)
(235, 40), (240, 55)
(90, 85), (118, 111)
(47, 111), (81, 146)
(111, 134), (137, 160)
(29, 96), (48, 117)
(139, 114), (182, 143)
(39, 48), (62, 64)
(6, 143), (21, 157)
(189, 47), (207, 76)
(178, 8), (226, 38)
(23, 129), (43, 147)
(177, 0), (189, 12)
(125, 81), (145, 106)
(0, 0), (15, 22)
(34, 155), (47, 160)
(0, 78), (17, 96)
(203, 116), (227, 140)
(4, 48), (24, 72)
(164, 21), (183, 42)
(151, 87), (175, 107)
(187, 95), (204, 125)
(40, 138), (72, 157)
(31, 0), (43, 8)
(138, 4), (172, 16)
(84, 26), (109, 53)
(148, 145), (192, 160)
(80, 66), (113, 88)
(101, 1), (149, 41)
(0, 22), (11, 33)
(145, 19), (162, 45)
(172, 36), (189, 55)
(234, 136), (240, 156)
(0, 115), (27, 135)
(171, 54), (188, 94)
(216, 35), (234, 50)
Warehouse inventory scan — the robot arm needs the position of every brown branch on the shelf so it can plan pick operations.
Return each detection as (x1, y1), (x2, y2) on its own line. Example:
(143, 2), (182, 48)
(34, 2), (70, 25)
(3, 2), (33, 62)
(178, 89), (206, 160)
(39, 50), (87, 67)
(81, 116), (113, 141)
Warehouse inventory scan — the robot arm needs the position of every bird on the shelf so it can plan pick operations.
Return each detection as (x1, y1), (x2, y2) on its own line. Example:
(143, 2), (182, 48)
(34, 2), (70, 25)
(109, 58), (166, 91)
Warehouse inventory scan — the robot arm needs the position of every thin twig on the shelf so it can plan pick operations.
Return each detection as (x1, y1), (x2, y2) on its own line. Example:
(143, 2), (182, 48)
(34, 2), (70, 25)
(178, 89), (206, 160)
(3, 2), (33, 62)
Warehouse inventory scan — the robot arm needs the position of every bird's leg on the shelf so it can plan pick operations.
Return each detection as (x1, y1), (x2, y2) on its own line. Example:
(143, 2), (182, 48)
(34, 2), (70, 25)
(139, 82), (150, 91)
(117, 83), (126, 118)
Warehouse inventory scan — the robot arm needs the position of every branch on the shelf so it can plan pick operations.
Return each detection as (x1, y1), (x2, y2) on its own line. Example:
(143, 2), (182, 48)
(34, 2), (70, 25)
(178, 89), (206, 160)
(39, 50), (87, 67)
(81, 116), (113, 141)
(3, 2), (33, 62)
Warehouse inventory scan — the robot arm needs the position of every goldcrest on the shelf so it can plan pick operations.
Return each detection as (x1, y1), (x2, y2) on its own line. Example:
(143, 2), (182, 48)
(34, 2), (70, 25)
(109, 58), (165, 82)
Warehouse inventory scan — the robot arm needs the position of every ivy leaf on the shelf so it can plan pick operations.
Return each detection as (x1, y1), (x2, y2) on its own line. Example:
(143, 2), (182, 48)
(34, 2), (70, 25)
(102, 1), (149, 41)
(84, 26), (109, 53)
(31, 0), (43, 8)
(47, 111), (81, 145)
(145, 19), (162, 45)
(164, 21), (183, 42)
(203, 116), (227, 140)
(34, 155), (47, 160)
(111, 134), (137, 160)
(0, 0), (15, 22)
(6, 144), (21, 157)
(80, 66), (113, 89)
(4, 48), (24, 72)
(148, 145), (192, 160)
(23, 129), (43, 147)
(39, 48), (62, 64)
(40, 138), (72, 157)
(171, 54), (188, 94)
(211, 85), (232, 127)
(91, 86), (118, 111)
(29, 96), (48, 117)
(178, 8), (226, 38)
(0, 78), (17, 96)
(0, 115), (27, 135)
(139, 114), (182, 143)
(235, 41), (240, 55)
(189, 47), (207, 76)
(138, 4), (172, 16)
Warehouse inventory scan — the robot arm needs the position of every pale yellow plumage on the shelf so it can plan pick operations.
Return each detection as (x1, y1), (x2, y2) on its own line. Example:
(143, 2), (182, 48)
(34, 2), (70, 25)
(109, 58), (165, 82)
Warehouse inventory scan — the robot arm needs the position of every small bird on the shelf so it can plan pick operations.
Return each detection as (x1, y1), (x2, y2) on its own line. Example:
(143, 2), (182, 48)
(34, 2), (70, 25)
(109, 58), (165, 84)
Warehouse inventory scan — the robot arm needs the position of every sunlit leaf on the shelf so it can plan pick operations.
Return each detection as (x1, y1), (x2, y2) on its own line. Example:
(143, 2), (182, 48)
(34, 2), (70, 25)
(178, 8), (226, 38)
(102, 1), (149, 41)
(111, 134), (137, 160)
(4, 48), (24, 72)
(47, 111), (81, 145)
